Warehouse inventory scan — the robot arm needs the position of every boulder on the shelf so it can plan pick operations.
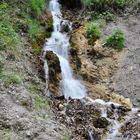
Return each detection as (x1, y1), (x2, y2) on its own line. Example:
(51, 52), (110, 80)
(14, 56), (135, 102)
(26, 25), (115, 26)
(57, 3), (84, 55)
(45, 51), (62, 97)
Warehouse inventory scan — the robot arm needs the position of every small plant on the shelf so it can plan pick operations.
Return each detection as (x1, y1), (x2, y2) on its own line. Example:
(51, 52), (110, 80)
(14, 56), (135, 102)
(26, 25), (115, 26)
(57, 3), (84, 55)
(62, 136), (70, 140)
(0, 129), (11, 140)
(0, 55), (5, 74)
(86, 21), (101, 43)
(81, 0), (132, 10)
(115, 0), (131, 8)
(27, 17), (43, 41)
(91, 11), (114, 22)
(0, 72), (22, 84)
(34, 96), (48, 110)
(105, 29), (125, 50)
(28, 0), (47, 16)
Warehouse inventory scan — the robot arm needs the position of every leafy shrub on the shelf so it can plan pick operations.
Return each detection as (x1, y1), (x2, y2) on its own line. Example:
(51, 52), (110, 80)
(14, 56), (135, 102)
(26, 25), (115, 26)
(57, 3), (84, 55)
(89, 11), (114, 22)
(105, 29), (125, 50)
(27, 17), (43, 41)
(86, 21), (101, 43)
(81, 0), (132, 10)
(28, 0), (47, 16)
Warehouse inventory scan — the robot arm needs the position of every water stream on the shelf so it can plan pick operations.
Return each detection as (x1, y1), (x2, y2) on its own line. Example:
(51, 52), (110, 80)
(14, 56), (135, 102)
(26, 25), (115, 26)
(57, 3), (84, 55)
(43, 0), (86, 99)
(43, 0), (138, 139)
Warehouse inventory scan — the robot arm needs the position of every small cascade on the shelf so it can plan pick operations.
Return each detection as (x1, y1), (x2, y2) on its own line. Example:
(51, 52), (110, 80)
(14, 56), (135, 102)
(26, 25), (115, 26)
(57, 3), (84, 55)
(43, 0), (86, 99)
(43, 0), (139, 139)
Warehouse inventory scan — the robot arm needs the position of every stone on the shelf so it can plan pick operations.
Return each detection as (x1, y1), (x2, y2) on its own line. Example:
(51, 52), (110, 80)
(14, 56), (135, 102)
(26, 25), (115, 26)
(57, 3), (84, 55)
(45, 51), (62, 97)
(94, 117), (110, 128)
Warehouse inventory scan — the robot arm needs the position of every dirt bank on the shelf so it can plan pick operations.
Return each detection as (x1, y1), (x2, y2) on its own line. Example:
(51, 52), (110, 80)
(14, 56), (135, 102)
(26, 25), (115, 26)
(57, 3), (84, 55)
(104, 15), (140, 107)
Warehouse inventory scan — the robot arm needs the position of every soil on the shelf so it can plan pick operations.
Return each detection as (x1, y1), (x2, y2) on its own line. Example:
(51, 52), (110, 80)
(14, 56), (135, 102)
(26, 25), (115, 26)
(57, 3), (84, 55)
(104, 15), (140, 107)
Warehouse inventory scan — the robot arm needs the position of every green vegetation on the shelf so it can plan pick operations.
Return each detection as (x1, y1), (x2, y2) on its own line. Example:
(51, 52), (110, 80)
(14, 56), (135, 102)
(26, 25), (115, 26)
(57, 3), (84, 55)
(81, 0), (132, 10)
(28, 0), (47, 16)
(104, 30), (125, 50)
(62, 136), (70, 140)
(0, 72), (22, 84)
(0, 129), (11, 140)
(86, 21), (102, 44)
(89, 11), (114, 22)
(27, 84), (42, 94)
(0, 3), (20, 52)
(34, 96), (48, 110)
(27, 17), (44, 41)
(0, 0), (51, 82)
(0, 55), (5, 74)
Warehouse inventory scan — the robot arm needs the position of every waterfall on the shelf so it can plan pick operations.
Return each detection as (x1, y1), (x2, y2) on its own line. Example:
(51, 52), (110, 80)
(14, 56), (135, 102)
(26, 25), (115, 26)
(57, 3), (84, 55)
(43, 0), (86, 99)
(42, 0), (139, 140)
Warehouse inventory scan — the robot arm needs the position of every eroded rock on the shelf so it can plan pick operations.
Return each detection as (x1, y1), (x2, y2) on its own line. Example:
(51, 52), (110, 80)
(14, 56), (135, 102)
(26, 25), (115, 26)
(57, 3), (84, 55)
(45, 51), (62, 97)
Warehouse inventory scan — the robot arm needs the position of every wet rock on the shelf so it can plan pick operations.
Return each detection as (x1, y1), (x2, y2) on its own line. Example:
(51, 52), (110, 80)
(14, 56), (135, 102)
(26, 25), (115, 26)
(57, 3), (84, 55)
(60, 20), (71, 33)
(45, 51), (62, 97)
(70, 47), (81, 70)
(94, 117), (110, 128)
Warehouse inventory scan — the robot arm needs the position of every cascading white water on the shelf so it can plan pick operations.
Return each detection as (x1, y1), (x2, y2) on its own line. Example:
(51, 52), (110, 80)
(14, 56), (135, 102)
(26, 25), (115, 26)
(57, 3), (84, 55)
(43, 0), (86, 99)
(42, 1), (139, 140)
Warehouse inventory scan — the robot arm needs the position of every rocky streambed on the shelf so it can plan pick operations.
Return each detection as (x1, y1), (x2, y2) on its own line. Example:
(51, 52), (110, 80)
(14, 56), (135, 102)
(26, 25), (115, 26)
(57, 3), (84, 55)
(43, 1), (140, 140)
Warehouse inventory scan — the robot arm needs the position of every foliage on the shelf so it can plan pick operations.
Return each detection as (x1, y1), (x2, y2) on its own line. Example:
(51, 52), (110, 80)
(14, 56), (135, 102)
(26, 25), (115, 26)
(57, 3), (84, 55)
(0, 72), (22, 84)
(105, 29), (125, 50)
(34, 96), (48, 110)
(81, 0), (132, 10)
(0, 55), (5, 74)
(62, 136), (70, 140)
(89, 11), (114, 22)
(0, 3), (20, 51)
(28, 0), (47, 16)
(0, 129), (11, 140)
(86, 21), (101, 43)
(27, 17), (43, 41)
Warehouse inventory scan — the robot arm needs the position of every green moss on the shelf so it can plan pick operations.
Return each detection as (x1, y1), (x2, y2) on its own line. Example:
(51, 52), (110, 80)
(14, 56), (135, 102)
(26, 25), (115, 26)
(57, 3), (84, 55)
(104, 29), (125, 50)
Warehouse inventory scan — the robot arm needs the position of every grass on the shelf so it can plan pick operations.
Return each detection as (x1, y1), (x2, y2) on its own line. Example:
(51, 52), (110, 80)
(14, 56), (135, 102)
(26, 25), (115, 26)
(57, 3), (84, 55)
(34, 96), (48, 110)
(0, 129), (11, 140)
(0, 54), (5, 74)
(104, 29), (125, 50)
(86, 21), (102, 44)
(0, 72), (22, 84)
(81, 0), (132, 10)
(0, 3), (21, 52)
(89, 11), (114, 22)
(28, 0), (47, 16)
(62, 136), (70, 140)
(27, 17), (44, 41)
